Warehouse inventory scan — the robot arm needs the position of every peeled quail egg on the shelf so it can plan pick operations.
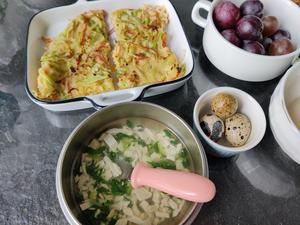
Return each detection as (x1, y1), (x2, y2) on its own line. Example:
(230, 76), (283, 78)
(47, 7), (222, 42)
(200, 114), (225, 142)
(211, 93), (238, 119)
(225, 113), (251, 147)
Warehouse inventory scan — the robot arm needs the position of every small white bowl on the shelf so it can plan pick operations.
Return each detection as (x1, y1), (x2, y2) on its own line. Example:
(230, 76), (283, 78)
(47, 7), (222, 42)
(191, 0), (300, 81)
(193, 87), (266, 157)
(269, 61), (300, 164)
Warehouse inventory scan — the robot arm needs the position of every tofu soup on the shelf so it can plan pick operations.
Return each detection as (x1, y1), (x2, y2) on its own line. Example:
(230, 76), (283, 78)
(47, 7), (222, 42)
(73, 117), (194, 225)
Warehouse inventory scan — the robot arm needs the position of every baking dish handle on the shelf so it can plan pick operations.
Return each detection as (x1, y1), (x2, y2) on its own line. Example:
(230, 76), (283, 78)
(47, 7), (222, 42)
(85, 87), (145, 110)
(191, 0), (212, 28)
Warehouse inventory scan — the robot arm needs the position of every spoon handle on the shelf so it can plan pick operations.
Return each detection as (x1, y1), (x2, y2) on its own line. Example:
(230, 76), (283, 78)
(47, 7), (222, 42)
(131, 162), (216, 203)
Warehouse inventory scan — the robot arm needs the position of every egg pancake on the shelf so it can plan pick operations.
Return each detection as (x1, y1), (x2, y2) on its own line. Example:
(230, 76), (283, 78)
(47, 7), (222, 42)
(112, 6), (185, 89)
(36, 10), (114, 100)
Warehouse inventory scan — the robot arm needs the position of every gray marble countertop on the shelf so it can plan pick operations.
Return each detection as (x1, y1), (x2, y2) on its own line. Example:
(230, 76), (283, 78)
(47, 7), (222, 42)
(1, 0), (300, 225)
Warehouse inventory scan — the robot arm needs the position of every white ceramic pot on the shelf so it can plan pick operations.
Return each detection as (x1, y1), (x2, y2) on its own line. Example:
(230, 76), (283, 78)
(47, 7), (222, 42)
(269, 61), (300, 164)
(191, 0), (300, 82)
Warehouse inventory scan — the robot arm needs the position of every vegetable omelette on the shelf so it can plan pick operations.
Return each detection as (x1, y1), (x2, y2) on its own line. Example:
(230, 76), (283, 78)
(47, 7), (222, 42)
(36, 6), (185, 100)
(37, 10), (114, 100)
(112, 6), (185, 89)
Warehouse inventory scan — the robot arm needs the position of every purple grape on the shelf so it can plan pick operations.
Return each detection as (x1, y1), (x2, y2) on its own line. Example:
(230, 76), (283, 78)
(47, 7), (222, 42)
(270, 29), (291, 41)
(240, 0), (264, 18)
(243, 40), (252, 45)
(263, 37), (273, 50)
(236, 15), (263, 41)
(243, 41), (265, 54)
(262, 16), (279, 37)
(221, 29), (242, 47)
(268, 39), (294, 55)
(213, 1), (240, 29)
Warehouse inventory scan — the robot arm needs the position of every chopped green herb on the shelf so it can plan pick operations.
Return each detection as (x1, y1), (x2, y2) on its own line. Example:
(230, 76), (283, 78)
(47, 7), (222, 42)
(96, 186), (110, 195)
(126, 120), (134, 129)
(82, 146), (95, 153)
(85, 146), (107, 157)
(114, 133), (146, 148)
(179, 149), (190, 168)
(137, 137), (146, 147)
(148, 141), (160, 154)
(124, 156), (133, 163)
(108, 178), (131, 196)
(170, 139), (180, 146)
(164, 129), (174, 138)
(93, 200), (112, 220)
(74, 191), (84, 202)
(114, 133), (136, 148)
(149, 159), (176, 170)
(164, 129), (180, 146)
(88, 190), (97, 201)
(107, 151), (118, 162)
(86, 161), (103, 184)
(114, 133), (135, 141)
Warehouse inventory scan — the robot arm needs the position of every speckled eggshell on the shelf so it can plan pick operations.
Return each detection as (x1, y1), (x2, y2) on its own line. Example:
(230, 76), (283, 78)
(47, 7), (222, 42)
(211, 93), (238, 119)
(200, 114), (225, 142)
(225, 113), (251, 147)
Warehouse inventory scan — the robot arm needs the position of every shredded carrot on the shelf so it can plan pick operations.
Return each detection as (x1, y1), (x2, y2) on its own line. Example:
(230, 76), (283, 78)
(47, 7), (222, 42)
(41, 36), (53, 45)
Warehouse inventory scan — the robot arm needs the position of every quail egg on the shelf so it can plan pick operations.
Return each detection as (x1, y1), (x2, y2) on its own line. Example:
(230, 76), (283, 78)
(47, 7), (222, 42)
(200, 114), (225, 142)
(211, 93), (238, 119)
(225, 113), (251, 147)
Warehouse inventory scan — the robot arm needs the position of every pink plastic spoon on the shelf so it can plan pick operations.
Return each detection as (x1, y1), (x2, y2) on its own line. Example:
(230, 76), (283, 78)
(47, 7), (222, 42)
(128, 162), (216, 203)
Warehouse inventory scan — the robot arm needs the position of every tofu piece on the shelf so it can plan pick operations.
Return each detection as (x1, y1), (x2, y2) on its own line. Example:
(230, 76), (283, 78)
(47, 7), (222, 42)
(103, 133), (118, 149)
(102, 168), (113, 181)
(114, 196), (124, 202)
(155, 211), (170, 218)
(175, 160), (187, 171)
(103, 156), (122, 177)
(133, 188), (152, 201)
(127, 216), (145, 225)
(79, 201), (91, 211)
(160, 197), (169, 207)
(132, 203), (142, 217)
(140, 200), (152, 212)
(168, 198), (178, 210)
(107, 209), (116, 219)
(116, 218), (128, 225)
(152, 190), (161, 204)
(150, 152), (161, 161)
(88, 139), (101, 150)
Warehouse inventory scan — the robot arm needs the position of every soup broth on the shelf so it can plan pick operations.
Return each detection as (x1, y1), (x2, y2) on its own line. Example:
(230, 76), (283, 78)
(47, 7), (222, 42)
(73, 117), (194, 225)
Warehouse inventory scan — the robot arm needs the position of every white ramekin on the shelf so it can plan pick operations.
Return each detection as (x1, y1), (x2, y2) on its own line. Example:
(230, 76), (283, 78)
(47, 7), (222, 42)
(193, 87), (266, 157)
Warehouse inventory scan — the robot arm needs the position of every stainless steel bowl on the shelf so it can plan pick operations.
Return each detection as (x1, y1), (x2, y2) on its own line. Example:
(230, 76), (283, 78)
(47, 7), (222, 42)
(56, 102), (209, 225)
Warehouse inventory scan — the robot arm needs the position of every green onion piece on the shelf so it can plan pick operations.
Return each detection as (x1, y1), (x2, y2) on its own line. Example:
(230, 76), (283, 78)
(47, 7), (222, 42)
(149, 159), (176, 170)
(126, 120), (134, 128)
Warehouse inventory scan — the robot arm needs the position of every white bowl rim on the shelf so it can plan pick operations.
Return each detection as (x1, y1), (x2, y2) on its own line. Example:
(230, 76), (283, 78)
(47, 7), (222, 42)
(278, 61), (300, 135)
(193, 86), (267, 153)
(208, 0), (300, 59)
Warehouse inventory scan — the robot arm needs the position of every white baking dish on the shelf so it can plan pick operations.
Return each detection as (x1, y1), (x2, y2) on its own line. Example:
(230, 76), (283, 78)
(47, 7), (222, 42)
(26, 0), (194, 111)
